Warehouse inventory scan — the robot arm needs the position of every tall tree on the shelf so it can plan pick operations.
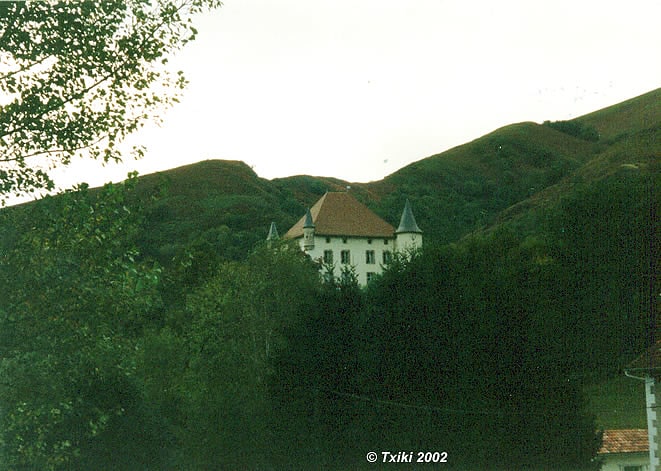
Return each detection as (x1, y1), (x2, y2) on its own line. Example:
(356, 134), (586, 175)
(0, 0), (219, 199)
(176, 242), (320, 469)
(0, 177), (166, 470)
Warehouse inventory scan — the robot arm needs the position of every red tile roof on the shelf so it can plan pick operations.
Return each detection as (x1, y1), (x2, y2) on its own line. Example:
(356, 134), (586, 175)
(599, 429), (648, 454)
(284, 192), (395, 239)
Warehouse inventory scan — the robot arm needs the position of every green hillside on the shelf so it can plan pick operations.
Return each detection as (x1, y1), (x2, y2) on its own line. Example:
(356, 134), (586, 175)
(365, 121), (600, 243)
(272, 89), (660, 246)
(577, 87), (661, 141)
(46, 89), (653, 329)
(132, 159), (303, 263)
(1, 88), (658, 469)
(491, 126), (658, 233)
(44, 87), (650, 274)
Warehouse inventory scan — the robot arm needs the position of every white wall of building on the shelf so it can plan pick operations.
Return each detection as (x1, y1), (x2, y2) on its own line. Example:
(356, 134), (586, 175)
(297, 234), (396, 286)
(396, 232), (422, 253)
(599, 452), (649, 471)
(645, 377), (659, 471)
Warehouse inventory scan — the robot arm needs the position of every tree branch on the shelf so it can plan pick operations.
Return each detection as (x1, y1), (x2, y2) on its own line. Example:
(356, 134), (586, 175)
(0, 1), (191, 142)
(0, 131), (110, 163)
(0, 54), (53, 82)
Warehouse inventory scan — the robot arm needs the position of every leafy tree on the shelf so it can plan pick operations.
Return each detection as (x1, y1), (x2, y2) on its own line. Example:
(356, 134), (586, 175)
(269, 270), (368, 468)
(0, 0), (220, 198)
(0, 176), (166, 470)
(547, 175), (656, 371)
(175, 241), (320, 469)
(359, 239), (600, 470)
(543, 119), (600, 142)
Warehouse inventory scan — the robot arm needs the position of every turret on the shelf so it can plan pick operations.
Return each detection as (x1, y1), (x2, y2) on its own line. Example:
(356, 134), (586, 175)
(395, 199), (422, 252)
(266, 222), (279, 247)
(302, 208), (315, 250)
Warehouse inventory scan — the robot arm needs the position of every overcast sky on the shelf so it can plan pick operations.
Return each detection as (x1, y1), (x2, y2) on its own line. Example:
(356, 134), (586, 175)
(48, 0), (661, 196)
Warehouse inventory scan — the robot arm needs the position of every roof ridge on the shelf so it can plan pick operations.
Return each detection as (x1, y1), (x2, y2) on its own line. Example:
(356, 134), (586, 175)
(284, 191), (395, 239)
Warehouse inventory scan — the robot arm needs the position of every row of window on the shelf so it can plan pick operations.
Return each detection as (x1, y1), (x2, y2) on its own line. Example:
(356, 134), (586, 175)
(323, 249), (391, 265)
(331, 271), (377, 284)
(325, 236), (390, 246)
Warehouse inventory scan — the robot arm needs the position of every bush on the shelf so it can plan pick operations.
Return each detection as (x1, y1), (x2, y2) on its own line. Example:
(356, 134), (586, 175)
(543, 120), (600, 142)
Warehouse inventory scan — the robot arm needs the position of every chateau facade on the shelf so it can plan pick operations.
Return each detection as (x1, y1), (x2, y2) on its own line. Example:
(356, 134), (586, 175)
(280, 192), (422, 286)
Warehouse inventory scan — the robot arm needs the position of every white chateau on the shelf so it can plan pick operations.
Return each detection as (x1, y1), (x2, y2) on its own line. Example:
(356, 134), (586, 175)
(273, 192), (422, 286)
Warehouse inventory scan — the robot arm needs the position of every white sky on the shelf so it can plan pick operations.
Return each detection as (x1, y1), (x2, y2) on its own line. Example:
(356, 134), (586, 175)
(44, 0), (661, 198)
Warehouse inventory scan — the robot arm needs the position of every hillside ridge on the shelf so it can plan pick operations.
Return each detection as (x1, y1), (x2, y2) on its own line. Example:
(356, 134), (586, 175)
(2, 87), (658, 264)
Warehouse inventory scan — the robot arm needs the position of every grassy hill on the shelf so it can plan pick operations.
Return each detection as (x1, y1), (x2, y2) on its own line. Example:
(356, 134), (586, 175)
(127, 90), (658, 433)
(2, 88), (658, 434)
(71, 87), (653, 275)
(364, 121), (600, 242)
(271, 88), (659, 245)
(131, 159), (304, 263)
(577, 87), (661, 141)
(7, 88), (657, 268)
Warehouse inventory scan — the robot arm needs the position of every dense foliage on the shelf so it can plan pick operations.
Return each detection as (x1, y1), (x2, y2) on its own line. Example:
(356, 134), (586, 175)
(0, 0), (219, 199)
(0, 53), (656, 466)
(543, 120), (601, 142)
(4, 167), (655, 468)
(0, 1), (655, 468)
(0, 177), (166, 469)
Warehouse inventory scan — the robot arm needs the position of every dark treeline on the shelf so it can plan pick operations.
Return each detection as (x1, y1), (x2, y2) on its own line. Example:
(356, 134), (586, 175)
(0, 169), (654, 470)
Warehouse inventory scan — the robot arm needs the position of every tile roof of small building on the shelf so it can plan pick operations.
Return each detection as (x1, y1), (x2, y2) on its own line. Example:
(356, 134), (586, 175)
(284, 192), (395, 239)
(626, 340), (661, 373)
(598, 429), (648, 454)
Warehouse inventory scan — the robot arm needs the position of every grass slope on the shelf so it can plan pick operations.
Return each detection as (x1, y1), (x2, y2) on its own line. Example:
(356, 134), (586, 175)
(487, 108), (660, 235)
(577, 88), (661, 142)
(364, 121), (602, 243)
(117, 87), (659, 272)
(133, 159), (305, 263)
(1, 89), (659, 434)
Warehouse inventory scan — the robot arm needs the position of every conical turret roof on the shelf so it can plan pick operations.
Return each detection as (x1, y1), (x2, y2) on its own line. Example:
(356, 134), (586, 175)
(266, 222), (279, 240)
(303, 208), (315, 228)
(396, 199), (422, 234)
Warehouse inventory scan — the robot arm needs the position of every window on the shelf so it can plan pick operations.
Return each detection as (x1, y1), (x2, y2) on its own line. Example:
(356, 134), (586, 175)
(382, 250), (392, 264)
(365, 250), (375, 264)
(323, 250), (333, 264)
(325, 237), (331, 243)
(384, 239), (389, 245)
(342, 237), (347, 244)
(367, 238), (372, 244)
(623, 466), (644, 471)
(366, 272), (376, 283)
(341, 250), (351, 264)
